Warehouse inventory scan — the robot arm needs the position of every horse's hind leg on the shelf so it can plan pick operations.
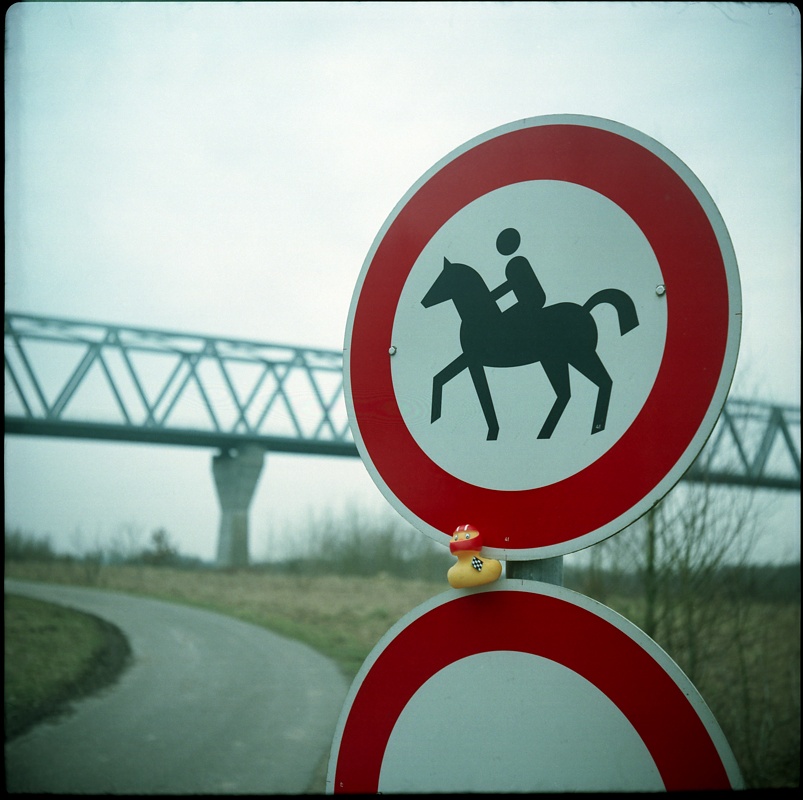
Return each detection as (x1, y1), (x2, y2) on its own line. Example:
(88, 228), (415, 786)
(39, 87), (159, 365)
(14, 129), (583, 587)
(431, 354), (468, 423)
(468, 362), (499, 440)
(539, 359), (571, 439)
(571, 351), (612, 434)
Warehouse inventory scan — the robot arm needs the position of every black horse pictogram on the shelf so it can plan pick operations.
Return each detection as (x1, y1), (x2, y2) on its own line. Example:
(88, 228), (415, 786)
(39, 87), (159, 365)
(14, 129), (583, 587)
(421, 229), (640, 441)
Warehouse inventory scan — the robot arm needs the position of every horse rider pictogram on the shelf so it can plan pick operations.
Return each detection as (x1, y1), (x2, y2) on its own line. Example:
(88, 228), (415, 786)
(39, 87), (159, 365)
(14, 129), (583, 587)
(420, 228), (640, 441)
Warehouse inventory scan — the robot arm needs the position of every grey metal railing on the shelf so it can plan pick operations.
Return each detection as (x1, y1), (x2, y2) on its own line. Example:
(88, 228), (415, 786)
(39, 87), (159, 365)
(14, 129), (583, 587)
(4, 311), (354, 455)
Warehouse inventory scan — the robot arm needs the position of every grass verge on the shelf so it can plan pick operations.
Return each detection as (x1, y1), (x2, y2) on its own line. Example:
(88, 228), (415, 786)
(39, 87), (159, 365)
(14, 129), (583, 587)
(4, 593), (131, 740)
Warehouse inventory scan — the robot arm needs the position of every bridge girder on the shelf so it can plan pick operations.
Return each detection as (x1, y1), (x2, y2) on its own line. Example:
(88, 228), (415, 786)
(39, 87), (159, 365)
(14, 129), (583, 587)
(5, 311), (800, 492)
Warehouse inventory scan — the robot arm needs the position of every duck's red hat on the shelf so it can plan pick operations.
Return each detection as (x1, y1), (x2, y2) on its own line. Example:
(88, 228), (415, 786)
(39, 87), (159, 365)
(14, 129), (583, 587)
(450, 524), (483, 553)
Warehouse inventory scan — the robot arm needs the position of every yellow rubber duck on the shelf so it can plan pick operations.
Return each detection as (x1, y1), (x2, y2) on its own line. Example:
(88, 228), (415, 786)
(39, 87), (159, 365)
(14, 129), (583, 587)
(447, 524), (502, 588)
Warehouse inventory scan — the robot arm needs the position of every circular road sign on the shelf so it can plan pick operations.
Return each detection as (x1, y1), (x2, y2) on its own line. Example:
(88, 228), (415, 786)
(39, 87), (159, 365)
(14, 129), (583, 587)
(344, 115), (741, 559)
(327, 582), (743, 794)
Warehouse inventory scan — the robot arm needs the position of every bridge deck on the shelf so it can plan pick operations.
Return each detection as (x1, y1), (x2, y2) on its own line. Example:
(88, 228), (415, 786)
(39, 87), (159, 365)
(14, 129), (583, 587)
(5, 312), (800, 490)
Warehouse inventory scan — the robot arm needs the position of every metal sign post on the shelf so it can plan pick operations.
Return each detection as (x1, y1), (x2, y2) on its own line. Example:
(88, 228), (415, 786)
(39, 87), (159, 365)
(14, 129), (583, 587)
(507, 555), (563, 585)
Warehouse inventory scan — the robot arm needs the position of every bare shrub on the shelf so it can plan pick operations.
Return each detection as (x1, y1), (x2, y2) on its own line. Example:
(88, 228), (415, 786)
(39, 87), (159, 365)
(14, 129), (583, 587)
(4, 529), (59, 563)
(275, 503), (452, 580)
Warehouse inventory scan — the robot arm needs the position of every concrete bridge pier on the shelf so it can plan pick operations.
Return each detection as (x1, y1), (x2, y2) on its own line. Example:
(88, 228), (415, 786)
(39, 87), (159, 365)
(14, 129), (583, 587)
(212, 445), (265, 567)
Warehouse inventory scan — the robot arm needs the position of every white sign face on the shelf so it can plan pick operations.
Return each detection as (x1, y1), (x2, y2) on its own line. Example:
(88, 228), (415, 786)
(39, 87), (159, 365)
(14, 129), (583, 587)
(380, 651), (663, 793)
(391, 179), (667, 490)
(344, 115), (741, 558)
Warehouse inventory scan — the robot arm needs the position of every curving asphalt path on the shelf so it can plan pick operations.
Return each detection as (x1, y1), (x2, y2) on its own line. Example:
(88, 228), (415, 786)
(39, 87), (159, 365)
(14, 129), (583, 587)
(4, 579), (349, 794)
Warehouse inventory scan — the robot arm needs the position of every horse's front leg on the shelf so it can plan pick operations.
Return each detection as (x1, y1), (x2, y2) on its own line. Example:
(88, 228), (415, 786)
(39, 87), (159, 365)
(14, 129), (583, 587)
(431, 353), (468, 423)
(468, 363), (499, 441)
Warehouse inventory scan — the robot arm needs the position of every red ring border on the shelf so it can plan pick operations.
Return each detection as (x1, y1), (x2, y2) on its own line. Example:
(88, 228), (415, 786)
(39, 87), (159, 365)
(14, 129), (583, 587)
(331, 587), (738, 793)
(347, 119), (736, 553)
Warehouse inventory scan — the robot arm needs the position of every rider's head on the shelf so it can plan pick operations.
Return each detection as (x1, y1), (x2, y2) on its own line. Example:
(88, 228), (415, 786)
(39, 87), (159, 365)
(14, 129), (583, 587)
(496, 228), (520, 256)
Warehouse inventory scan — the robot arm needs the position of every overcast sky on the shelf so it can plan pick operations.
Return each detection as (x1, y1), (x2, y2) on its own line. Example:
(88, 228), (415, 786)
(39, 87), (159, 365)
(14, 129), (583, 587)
(4, 2), (800, 565)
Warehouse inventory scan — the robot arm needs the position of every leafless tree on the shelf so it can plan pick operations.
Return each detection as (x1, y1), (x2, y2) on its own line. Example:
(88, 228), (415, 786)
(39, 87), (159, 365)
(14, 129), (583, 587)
(577, 478), (802, 787)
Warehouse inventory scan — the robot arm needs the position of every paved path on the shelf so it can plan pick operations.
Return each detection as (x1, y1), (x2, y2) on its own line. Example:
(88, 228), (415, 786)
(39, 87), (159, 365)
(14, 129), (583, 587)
(4, 579), (348, 794)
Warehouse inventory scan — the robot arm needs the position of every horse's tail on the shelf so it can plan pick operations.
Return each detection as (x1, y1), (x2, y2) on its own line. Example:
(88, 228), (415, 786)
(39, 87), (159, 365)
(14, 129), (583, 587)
(583, 289), (640, 335)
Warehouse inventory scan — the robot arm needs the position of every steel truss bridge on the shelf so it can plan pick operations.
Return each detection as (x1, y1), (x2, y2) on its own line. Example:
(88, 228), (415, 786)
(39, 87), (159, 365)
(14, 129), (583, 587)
(4, 312), (801, 492)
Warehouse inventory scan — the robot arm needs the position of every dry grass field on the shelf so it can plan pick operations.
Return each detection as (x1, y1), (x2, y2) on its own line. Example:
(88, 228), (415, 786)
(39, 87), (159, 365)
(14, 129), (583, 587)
(4, 561), (442, 678)
(4, 559), (799, 789)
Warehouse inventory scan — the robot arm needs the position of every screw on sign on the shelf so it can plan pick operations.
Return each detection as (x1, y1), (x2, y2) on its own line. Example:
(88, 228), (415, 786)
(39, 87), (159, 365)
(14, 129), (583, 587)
(344, 114), (741, 560)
